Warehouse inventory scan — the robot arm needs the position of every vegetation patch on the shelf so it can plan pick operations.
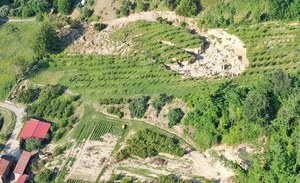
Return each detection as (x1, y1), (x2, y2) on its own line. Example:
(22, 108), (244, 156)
(117, 129), (185, 160)
(167, 108), (184, 128)
(0, 22), (39, 100)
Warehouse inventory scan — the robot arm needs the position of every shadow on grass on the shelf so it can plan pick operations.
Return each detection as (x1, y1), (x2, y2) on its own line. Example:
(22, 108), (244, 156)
(0, 17), (8, 27)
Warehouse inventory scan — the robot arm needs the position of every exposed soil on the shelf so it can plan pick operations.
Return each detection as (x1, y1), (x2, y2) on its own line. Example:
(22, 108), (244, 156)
(63, 11), (248, 78)
(66, 135), (118, 182)
(94, 0), (121, 21)
(114, 150), (235, 182)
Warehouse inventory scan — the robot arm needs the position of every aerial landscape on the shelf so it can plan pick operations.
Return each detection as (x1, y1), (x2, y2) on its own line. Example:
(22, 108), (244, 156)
(0, 0), (299, 182)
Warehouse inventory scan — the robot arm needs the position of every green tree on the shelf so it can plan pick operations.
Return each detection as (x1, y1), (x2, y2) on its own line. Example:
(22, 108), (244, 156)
(270, 69), (292, 100)
(243, 91), (269, 125)
(168, 108), (184, 128)
(0, 5), (10, 17)
(35, 169), (54, 183)
(28, 0), (51, 14)
(175, 0), (201, 17)
(58, 0), (73, 15)
(128, 96), (150, 118)
(16, 88), (39, 104)
(33, 22), (61, 57)
(23, 138), (42, 151)
(152, 93), (173, 116)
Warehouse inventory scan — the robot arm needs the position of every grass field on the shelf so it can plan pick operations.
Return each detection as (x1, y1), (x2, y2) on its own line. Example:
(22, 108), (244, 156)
(0, 108), (16, 152)
(0, 21), (39, 100)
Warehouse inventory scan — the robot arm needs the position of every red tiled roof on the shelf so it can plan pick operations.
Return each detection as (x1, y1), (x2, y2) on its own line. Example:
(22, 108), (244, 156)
(19, 119), (51, 140)
(13, 151), (31, 175)
(0, 158), (10, 175)
(16, 174), (28, 183)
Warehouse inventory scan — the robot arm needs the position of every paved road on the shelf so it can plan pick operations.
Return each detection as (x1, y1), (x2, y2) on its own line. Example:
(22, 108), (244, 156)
(0, 102), (26, 158)
(0, 18), (34, 22)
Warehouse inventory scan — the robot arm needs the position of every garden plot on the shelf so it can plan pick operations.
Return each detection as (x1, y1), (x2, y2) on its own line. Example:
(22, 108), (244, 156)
(66, 134), (118, 182)
(114, 151), (234, 182)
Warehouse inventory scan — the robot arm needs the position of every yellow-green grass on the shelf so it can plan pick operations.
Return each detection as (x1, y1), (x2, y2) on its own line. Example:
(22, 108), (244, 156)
(0, 108), (16, 152)
(0, 21), (39, 100)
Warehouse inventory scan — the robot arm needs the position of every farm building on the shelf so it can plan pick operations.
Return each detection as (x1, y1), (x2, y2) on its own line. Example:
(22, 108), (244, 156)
(19, 119), (51, 140)
(13, 151), (31, 181)
(0, 157), (11, 183)
(16, 174), (28, 183)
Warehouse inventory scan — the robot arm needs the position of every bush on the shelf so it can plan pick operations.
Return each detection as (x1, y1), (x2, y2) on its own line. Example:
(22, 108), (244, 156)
(58, 0), (73, 15)
(33, 22), (61, 57)
(118, 129), (185, 160)
(35, 169), (55, 183)
(175, 0), (201, 17)
(168, 108), (184, 128)
(0, 5), (10, 17)
(16, 88), (39, 104)
(81, 7), (94, 21)
(107, 106), (124, 118)
(21, 138), (42, 151)
(94, 23), (107, 31)
(152, 93), (173, 116)
(128, 96), (150, 118)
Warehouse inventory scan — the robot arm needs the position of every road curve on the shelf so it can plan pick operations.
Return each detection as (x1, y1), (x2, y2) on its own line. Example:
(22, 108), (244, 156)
(0, 102), (26, 158)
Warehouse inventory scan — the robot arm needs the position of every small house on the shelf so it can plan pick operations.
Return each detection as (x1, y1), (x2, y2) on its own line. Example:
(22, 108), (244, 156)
(0, 158), (11, 183)
(13, 151), (31, 181)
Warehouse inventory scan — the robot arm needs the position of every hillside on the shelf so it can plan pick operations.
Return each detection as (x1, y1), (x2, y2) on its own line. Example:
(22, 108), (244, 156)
(0, 0), (300, 183)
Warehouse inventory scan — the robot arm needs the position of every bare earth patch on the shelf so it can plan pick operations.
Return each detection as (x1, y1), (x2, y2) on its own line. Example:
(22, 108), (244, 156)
(114, 151), (234, 182)
(66, 134), (118, 182)
(94, 0), (121, 21)
(63, 11), (248, 78)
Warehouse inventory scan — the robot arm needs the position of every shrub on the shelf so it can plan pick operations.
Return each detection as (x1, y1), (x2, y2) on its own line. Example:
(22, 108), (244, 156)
(33, 22), (61, 57)
(58, 0), (73, 15)
(16, 88), (39, 104)
(168, 108), (184, 128)
(21, 138), (43, 151)
(107, 106), (124, 118)
(152, 93), (173, 116)
(118, 129), (185, 159)
(81, 7), (94, 21)
(94, 23), (107, 31)
(128, 96), (150, 118)
(0, 5), (10, 17)
(175, 0), (201, 17)
(35, 169), (55, 183)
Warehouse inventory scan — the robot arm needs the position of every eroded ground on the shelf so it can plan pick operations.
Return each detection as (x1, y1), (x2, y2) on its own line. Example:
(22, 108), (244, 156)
(62, 11), (248, 78)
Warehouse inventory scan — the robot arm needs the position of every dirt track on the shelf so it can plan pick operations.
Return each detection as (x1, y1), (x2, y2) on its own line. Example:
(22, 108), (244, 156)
(0, 102), (26, 158)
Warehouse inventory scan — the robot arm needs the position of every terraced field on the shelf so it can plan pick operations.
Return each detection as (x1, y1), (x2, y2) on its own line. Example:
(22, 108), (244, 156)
(112, 20), (204, 63)
(29, 54), (211, 101)
(229, 22), (300, 76)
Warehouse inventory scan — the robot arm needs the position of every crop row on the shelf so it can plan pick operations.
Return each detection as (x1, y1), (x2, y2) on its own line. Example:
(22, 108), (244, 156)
(66, 179), (91, 183)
